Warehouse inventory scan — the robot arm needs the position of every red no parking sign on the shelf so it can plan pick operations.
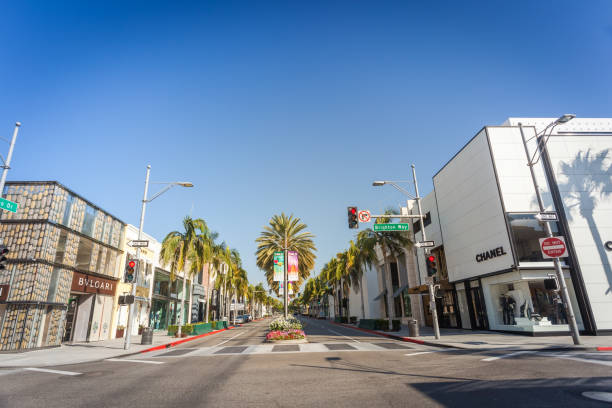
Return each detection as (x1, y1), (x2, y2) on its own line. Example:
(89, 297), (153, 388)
(539, 236), (568, 259)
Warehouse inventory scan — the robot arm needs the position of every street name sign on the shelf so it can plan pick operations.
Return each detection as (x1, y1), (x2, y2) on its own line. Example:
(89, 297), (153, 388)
(373, 223), (410, 232)
(540, 236), (568, 259)
(0, 197), (18, 213)
(358, 210), (371, 223)
(128, 240), (149, 248)
(535, 212), (558, 222)
(415, 241), (435, 248)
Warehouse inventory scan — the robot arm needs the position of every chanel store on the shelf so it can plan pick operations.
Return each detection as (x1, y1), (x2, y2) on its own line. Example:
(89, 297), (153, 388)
(430, 118), (612, 335)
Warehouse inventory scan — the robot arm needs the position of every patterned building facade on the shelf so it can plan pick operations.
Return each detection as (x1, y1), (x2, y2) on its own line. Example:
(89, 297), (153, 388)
(0, 182), (125, 351)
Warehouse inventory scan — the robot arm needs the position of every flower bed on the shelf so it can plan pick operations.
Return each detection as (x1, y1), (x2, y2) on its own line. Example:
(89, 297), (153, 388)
(269, 316), (303, 331)
(266, 329), (306, 341)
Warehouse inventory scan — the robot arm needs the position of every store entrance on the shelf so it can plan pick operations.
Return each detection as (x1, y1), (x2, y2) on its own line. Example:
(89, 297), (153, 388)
(63, 296), (79, 342)
(467, 282), (488, 330)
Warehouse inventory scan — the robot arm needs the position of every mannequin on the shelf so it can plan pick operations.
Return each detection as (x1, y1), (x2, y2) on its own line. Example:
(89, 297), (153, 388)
(506, 288), (534, 318)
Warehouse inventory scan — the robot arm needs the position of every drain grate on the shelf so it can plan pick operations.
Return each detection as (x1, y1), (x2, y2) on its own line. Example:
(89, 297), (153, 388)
(157, 348), (197, 357)
(272, 344), (300, 352)
(374, 342), (411, 350)
(214, 346), (248, 354)
(324, 343), (357, 351)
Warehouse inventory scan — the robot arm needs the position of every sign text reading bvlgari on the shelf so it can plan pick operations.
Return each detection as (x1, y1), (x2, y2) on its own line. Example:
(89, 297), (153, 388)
(71, 272), (117, 296)
(475, 246), (507, 263)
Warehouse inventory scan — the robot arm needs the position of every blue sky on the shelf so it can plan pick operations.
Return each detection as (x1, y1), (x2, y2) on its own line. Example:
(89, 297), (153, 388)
(1, 1), (610, 292)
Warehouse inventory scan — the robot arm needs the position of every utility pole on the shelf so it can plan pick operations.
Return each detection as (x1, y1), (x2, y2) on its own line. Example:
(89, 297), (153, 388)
(0, 122), (21, 196)
(284, 235), (288, 319)
(519, 123), (581, 345)
(125, 165), (151, 350)
(412, 164), (440, 340)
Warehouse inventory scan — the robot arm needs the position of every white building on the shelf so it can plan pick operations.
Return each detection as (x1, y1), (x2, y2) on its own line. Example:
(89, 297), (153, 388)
(424, 117), (611, 335)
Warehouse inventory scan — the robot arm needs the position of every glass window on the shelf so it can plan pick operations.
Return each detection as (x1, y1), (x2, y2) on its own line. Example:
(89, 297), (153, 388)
(154, 270), (170, 297)
(507, 213), (559, 262)
(75, 238), (93, 270)
(61, 194), (75, 227)
(105, 249), (118, 277)
(47, 267), (61, 302)
(54, 230), (68, 264)
(82, 205), (96, 237)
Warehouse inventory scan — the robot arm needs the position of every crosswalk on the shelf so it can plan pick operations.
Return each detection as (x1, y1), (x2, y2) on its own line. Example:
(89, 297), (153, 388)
(146, 341), (417, 358)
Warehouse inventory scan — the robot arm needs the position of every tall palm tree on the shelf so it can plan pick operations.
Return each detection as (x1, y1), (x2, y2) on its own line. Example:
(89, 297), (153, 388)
(357, 214), (412, 329)
(354, 235), (378, 319)
(256, 213), (317, 317)
(160, 216), (210, 337)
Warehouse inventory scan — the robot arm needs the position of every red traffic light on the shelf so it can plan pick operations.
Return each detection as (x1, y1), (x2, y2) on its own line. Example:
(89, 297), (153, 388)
(350, 208), (356, 214)
(128, 260), (136, 268)
(428, 255), (435, 262)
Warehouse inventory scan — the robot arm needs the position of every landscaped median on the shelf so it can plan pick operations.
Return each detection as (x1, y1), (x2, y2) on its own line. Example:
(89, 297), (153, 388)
(265, 317), (307, 343)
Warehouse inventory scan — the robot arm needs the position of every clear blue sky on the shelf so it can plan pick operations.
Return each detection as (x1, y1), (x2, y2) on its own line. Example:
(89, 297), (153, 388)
(1, 1), (610, 292)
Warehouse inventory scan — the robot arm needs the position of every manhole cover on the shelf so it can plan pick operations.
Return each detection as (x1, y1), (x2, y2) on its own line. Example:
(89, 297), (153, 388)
(324, 343), (357, 350)
(157, 348), (197, 357)
(374, 342), (410, 350)
(272, 345), (300, 352)
(214, 346), (248, 354)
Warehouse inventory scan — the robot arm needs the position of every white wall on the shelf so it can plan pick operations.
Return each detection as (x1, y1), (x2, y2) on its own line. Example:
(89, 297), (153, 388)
(433, 129), (513, 282)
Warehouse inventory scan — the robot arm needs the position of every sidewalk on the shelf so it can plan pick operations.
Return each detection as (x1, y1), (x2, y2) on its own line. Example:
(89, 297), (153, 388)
(333, 322), (612, 351)
(2, 332), (194, 368)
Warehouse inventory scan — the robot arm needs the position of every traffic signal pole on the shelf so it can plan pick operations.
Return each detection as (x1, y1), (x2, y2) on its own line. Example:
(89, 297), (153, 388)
(412, 164), (440, 340)
(0, 122), (21, 198)
(124, 165), (151, 350)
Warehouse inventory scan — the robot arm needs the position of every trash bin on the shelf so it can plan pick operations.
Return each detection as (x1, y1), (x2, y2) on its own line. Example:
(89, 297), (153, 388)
(141, 327), (154, 345)
(408, 319), (419, 337)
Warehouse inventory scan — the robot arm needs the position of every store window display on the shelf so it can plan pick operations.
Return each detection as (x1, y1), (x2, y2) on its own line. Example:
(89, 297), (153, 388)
(490, 279), (574, 330)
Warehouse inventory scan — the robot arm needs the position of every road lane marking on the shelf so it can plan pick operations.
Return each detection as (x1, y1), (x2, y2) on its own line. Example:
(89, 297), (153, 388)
(481, 351), (534, 361)
(404, 351), (441, 356)
(547, 354), (612, 367)
(0, 369), (23, 376)
(106, 358), (165, 364)
(24, 367), (81, 376)
(327, 328), (361, 343)
(211, 330), (246, 348)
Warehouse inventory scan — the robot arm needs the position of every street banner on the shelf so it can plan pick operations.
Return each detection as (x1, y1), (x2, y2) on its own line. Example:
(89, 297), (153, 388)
(287, 251), (299, 281)
(273, 251), (284, 282)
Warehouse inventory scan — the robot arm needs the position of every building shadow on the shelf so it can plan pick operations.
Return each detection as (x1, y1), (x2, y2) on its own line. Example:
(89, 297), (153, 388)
(409, 376), (612, 407)
(556, 149), (612, 295)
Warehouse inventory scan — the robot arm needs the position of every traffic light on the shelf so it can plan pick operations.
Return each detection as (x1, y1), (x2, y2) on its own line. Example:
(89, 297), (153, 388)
(125, 259), (137, 283)
(347, 206), (358, 229)
(0, 245), (8, 270)
(426, 254), (437, 277)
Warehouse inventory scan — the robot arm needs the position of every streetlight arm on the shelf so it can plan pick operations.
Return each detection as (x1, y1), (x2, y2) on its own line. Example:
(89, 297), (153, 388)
(386, 182), (417, 199)
(146, 184), (176, 202)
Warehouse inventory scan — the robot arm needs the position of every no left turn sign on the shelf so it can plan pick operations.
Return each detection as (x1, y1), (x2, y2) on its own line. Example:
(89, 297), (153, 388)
(358, 210), (371, 223)
(539, 236), (568, 259)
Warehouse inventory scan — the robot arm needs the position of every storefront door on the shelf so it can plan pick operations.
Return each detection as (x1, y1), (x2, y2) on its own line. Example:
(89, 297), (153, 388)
(467, 281), (488, 330)
(63, 296), (79, 342)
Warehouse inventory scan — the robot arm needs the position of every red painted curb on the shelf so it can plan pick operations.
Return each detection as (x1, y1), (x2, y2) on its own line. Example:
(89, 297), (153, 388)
(139, 326), (235, 354)
(597, 346), (612, 351)
(329, 321), (426, 345)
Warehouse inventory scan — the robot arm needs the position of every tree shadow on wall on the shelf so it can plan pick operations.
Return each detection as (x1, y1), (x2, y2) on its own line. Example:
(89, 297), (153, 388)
(556, 149), (612, 295)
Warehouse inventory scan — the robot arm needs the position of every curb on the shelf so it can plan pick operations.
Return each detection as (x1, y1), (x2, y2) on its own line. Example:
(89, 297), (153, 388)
(138, 326), (236, 353)
(328, 321), (604, 352)
(328, 321), (464, 349)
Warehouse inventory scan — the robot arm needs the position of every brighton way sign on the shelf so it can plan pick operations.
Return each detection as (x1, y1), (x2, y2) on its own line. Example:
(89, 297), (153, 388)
(373, 223), (410, 232)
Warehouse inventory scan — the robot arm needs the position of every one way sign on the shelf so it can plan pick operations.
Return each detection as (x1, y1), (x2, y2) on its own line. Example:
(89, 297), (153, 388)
(128, 240), (149, 248)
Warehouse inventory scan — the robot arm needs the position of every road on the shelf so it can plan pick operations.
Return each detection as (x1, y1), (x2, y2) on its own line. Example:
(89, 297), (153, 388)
(1, 317), (611, 407)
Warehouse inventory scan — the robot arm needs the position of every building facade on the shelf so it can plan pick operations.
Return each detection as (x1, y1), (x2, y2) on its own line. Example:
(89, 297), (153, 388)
(427, 117), (611, 335)
(0, 182), (125, 351)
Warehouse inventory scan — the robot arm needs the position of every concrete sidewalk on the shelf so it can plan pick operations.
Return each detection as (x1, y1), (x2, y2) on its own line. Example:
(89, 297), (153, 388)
(0, 332), (178, 368)
(334, 322), (612, 351)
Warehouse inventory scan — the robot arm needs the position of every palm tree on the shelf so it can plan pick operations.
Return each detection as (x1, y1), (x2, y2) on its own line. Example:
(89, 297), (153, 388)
(256, 213), (317, 317)
(354, 235), (378, 319)
(160, 216), (210, 337)
(357, 213), (412, 329)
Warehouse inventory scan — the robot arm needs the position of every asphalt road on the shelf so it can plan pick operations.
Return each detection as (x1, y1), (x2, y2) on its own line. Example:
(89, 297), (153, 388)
(1, 317), (611, 408)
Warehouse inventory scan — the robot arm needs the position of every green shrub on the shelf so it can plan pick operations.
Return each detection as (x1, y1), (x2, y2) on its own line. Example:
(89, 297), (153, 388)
(167, 324), (193, 336)
(374, 319), (388, 330)
(358, 319), (376, 330)
(211, 321), (217, 329)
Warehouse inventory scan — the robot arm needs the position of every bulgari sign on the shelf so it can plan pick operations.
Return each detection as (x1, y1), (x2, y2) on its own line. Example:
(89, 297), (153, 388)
(475, 246), (508, 263)
(71, 272), (117, 296)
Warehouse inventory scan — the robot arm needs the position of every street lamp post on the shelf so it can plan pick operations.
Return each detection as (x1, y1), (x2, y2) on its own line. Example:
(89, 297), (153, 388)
(518, 115), (581, 345)
(373, 164), (441, 339)
(124, 165), (193, 350)
(0, 122), (21, 197)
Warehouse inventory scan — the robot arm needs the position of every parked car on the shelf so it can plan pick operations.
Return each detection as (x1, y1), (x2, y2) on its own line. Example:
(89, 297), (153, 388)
(243, 314), (252, 322)
(234, 315), (245, 324)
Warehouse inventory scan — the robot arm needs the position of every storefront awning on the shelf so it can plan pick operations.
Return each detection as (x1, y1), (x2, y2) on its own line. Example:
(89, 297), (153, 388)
(393, 284), (409, 298)
(373, 288), (387, 301)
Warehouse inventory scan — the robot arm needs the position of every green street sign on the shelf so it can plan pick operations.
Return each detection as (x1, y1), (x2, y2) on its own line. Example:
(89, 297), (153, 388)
(373, 223), (410, 232)
(0, 197), (18, 213)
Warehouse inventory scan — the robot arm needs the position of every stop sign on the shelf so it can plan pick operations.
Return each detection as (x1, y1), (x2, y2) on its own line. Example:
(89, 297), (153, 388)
(539, 236), (568, 259)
